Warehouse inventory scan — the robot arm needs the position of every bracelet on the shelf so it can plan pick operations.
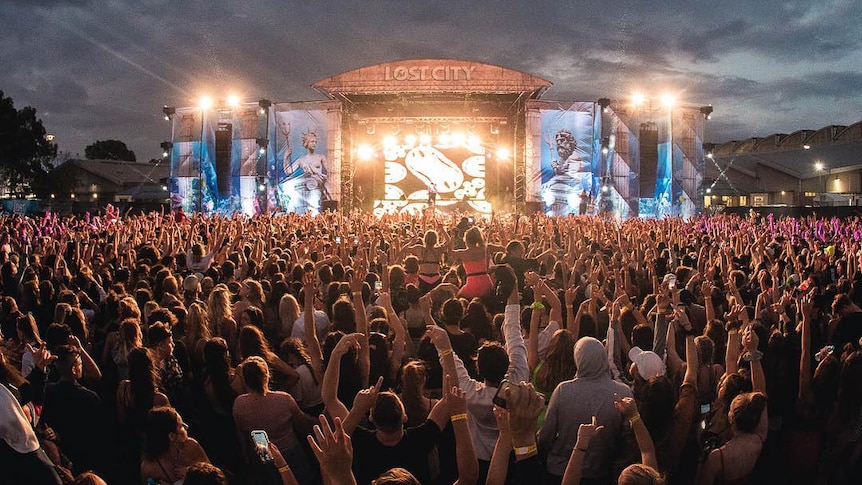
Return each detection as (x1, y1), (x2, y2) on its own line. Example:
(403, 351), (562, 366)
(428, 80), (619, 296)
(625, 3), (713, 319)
(530, 301), (545, 310)
(352, 291), (362, 297)
(742, 350), (764, 362)
(513, 443), (537, 456)
(439, 349), (453, 358)
(450, 413), (468, 422)
(277, 465), (290, 474)
(629, 414), (641, 425)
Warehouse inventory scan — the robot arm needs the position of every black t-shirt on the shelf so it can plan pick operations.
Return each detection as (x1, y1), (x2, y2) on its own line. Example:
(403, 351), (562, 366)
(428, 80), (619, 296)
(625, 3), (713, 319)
(832, 311), (862, 350)
(40, 380), (104, 474)
(503, 256), (539, 293)
(351, 420), (442, 485)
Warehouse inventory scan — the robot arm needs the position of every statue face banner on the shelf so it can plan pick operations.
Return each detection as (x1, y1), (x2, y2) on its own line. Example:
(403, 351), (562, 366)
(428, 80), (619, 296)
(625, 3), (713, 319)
(372, 135), (491, 216)
(273, 109), (330, 215)
(537, 105), (596, 215)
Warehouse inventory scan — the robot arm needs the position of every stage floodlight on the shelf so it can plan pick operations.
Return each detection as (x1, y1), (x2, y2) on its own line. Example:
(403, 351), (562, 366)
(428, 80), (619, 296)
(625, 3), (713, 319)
(256, 138), (268, 155)
(452, 132), (466, 146)
(468, 134), (481, 147)
(383, 135), (398, 147)
(490, 123), (500, 135)
(439, 133), (452, 145)
(706, 187), (712, 194)
(357, 144), (374, 160)
(700, 106), (713, 120)
(160, 142), (173, 158)
(815, 161), (824, 171)
(660, 94), (676, 108)
(70, 193), (76, 199)
(631, 93), (645, 106)
(601, 184), (609, 193)
(597, 98), (611, 113)
(199, 96), (213, 109)
(226, 94), (241, 107)
(420, 134), (432, 145)
(496, 147), (510, 160)
(162, 106), (176, 121)
(258, 99), (272, 115)
(803, 144), (811, 150)
(258, 183), (267, 192)
(367, 124), (376, 135)
(162, 185), (168, 191)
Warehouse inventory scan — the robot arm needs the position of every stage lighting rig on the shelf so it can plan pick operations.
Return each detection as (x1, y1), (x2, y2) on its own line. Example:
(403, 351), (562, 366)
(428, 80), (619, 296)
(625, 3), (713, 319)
(700, 106), (713, 120)
(258, 99), (272, 115)
(256, 138), (268, 155)
(160, 142), (173, 157)
(162, 106), (176, 121)
(597, 98), (611, 113)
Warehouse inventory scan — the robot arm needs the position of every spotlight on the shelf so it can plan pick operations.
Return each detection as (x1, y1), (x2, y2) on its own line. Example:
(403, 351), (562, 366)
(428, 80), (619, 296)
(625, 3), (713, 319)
(162, 185), (168, 191)
(162, 106), (176, 121)
(803, 144), (811, 150)
(226, 94), (241, 107)
(258, 184), (267, 192)
(496, 147), (510, 160)
(50, 194), (55, 199)
(631, 93), (645, 106)
(439, 133), (452, 145)
(660, 94), (675, 108)
(706, 152), (714, 159)
(706, 187), (711, 194)
(452, 132), (466, 146)
(602, 146), (609, 155)
(815, 161), (824, 171)
(601, 137), (610, 155)
(700, 106), (714, 120)
(467, 134), (481, 147)
(357, 144), (374, 160)
(490, 123), (500, 135)
(256, 138), (268, 155)
(597, 98), (611, 113)
(70, 193), (76, 199)
(383, 135), (398, 147)
(601, 184), (609, 193)
(92, 193), (98, 200)
(160, 142), (173, 158)
(258, 98), (272, 115)
(199, 96), (213, 109)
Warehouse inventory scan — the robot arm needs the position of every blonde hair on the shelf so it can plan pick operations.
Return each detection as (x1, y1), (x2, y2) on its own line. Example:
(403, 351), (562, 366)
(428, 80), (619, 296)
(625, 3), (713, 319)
(207, 287), (233, 337)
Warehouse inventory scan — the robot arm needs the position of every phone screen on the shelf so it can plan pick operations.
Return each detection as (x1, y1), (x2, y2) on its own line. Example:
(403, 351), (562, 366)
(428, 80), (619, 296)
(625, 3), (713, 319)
(335, 236), (342, 243)
(374, 280), (383, 291)
(492, 380), (512, 409)
(251, 430), (274, 462)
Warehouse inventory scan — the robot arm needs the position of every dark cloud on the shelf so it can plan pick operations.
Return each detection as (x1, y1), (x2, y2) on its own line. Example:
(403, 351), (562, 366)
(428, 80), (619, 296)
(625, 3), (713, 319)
(1, 0), (860, 158)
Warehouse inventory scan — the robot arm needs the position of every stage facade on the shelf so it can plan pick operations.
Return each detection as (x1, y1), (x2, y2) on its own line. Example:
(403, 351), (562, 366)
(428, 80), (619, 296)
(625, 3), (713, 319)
(166, 59), (706, 218)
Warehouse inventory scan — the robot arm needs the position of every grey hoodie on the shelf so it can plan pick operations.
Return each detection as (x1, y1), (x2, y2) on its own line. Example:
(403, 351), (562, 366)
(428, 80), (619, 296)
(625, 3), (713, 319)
(538, 337), (633, 478)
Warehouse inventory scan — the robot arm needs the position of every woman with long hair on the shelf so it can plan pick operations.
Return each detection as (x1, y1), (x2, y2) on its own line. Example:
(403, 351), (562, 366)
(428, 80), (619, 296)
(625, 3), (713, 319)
(233, 279), (266, 324)
(207, 287), (238, 363)
(697, 392), (768, 484)
(397, 360), (437, 428)
(278, 293), (300, 341)
(102, 318), (143, 381)
(197, 337), (243, 474)
(237, 325), (298, 392)
(183, 303), (212, 373)
(461, 299), (498, 343)
(403, 229), (449, 294)
(140, 406), (209, 485)
(278, 337), (324, 415)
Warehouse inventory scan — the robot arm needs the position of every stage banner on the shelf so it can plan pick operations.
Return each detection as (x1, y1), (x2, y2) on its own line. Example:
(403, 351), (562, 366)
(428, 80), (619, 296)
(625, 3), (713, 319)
(528, 103), (597, 215)
(371, 135), (491, 217)
(673, 107), (704, 219)
(655, 111), (673, 218)
(272, 103), (336, 214)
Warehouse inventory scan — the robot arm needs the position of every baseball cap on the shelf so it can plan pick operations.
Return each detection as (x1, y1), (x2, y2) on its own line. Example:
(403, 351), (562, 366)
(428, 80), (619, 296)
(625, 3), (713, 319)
(629, 347), (666, 380)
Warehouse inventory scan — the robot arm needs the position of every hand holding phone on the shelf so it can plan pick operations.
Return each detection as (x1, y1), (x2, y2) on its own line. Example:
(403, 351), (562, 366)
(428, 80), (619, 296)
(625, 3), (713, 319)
(251, 430), (274, 462)
(492, 380), (513, 409)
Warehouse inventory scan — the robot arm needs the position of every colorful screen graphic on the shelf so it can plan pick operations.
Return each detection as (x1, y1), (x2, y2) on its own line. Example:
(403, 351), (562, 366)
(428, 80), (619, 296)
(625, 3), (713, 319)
(273, 108), (330, 215)
(373, 136), (491, 216)
(537, 105), (597, 215)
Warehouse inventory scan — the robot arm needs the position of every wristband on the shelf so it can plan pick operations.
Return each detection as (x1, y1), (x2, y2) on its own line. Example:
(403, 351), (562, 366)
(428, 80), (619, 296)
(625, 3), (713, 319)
(439, 349), (453, 358)
(742, 350), (763, 362)
(530, 301), (545, 310)
(513, 443), (537, 456)
(450, 413), (468, 422)
(277, 465), (290, 474)
(629, 414), (641, 425)
(352, 291), (362, 297)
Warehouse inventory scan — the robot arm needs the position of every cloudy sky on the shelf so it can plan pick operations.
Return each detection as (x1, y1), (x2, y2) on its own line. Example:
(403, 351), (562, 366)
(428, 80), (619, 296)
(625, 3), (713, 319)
(3, 0), (861, 160)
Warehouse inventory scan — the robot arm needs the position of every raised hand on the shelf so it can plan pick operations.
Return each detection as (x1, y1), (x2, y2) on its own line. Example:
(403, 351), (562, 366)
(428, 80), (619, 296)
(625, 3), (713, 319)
(307, 415), (355, 483)
(575, 416), (605, 451)
(352, 376), (383, 412)
(613, 393), (638, 420)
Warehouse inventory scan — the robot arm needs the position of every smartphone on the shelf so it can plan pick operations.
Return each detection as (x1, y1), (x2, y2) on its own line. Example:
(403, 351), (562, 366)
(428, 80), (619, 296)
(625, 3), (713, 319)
(374, 280), (383, 291)
(468, 216), (475, 224)
(492, 380), (513, 409)
(335, 236), (342, 243)
(700, 403), (711, 415)
(251, 430), (274, 462)
(666, 274), (677, 290)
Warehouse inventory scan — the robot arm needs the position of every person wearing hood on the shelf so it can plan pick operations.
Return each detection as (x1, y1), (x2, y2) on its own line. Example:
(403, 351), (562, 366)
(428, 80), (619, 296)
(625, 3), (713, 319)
(538, 336), (633, 483)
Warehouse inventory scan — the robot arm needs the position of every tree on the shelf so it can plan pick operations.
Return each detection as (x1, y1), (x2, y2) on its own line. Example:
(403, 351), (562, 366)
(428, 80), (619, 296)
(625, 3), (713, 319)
(0, 90), (57, 196)
(85, 139), (136, 161)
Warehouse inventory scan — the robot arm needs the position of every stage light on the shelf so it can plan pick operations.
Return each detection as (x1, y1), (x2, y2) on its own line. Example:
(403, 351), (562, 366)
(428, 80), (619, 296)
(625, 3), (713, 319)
(542, 190), (554, 206)
(258, 184), (266, 192)
(706, 187), (712, 194)
(631, 93), (645, 106)
(700, 106), (713, 120)
(70, 193), (75, 199)
(258, 98), (272, 115)
(50, 194), (55, 199)
(468, 135), (481, 147)
(490, 123), (500, 135)
(815, 161), (824, 171)
(602, 146), (609, 155)
(660, 94), (676, 108)
(162, 106), (176, 121)
(226, 94), (240, 107)
(496, 147), (510, 160)
(568, 193), (580, 207)
(420, 134), (432, 145)
(256, 138), (268, 155)
(405, 134), (417, 146)
(366, 124), (376, 135)
(706, 152), (714, 159)
(781, 191), (786, 195)
(803, 144), (811, 150)
(439, 133), (452, 145)
(597, 98), (611, 113)
(199, 96), (213, 109)
(162, 185), (168, 191)
(92, 193), (98, 200)
(383, 135), (398, 147)
(357, 144), (374, 160)
(160, 142), (173, 158)
(452, 132), (466, 146)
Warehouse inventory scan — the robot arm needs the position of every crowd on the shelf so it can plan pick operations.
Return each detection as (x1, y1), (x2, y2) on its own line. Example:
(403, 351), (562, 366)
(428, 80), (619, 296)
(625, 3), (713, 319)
(0, 207), (860, 485)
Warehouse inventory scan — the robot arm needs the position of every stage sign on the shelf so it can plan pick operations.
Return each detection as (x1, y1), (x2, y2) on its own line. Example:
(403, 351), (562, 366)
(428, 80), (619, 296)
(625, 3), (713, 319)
(534, 104), (597, 215)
